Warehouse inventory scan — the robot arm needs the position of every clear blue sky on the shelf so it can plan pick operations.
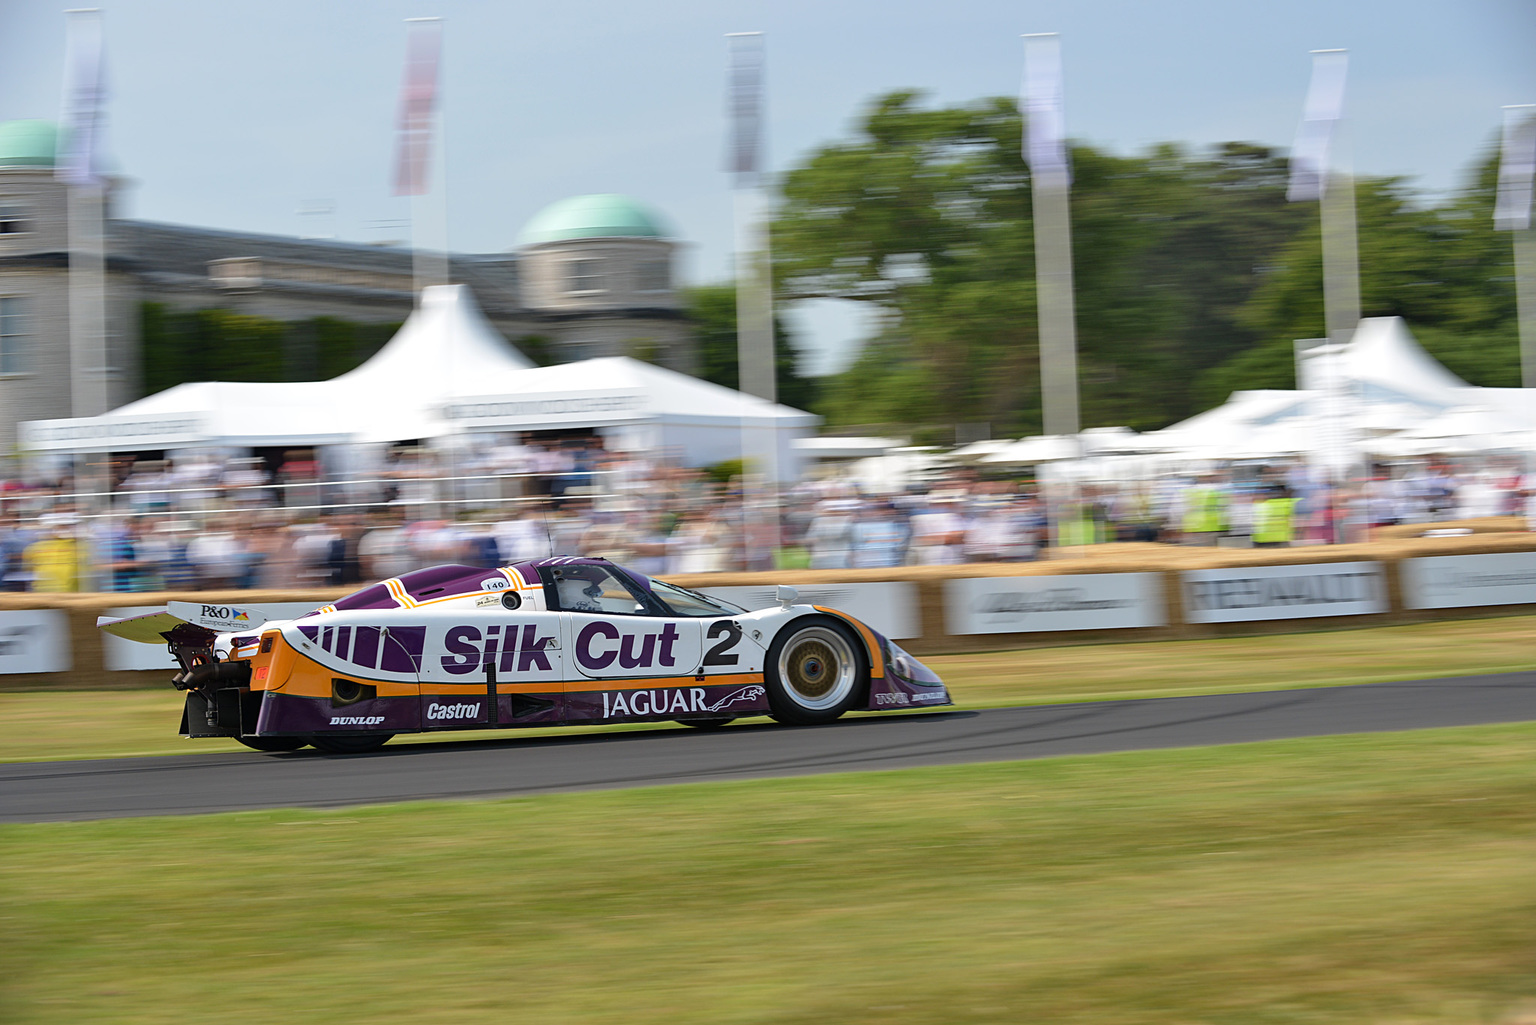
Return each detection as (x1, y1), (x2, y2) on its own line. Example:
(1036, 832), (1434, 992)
(3, 0), (1532, 373)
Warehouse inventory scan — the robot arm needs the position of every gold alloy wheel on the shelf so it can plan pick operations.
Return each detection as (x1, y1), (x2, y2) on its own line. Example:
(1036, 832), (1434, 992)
(776, 625), (858, 711)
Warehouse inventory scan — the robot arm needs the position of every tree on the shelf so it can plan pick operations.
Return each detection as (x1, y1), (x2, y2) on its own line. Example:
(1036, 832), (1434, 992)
(773, 91), (1519, 433)
(139, 303), (400, 395)
(681, 284), (819, 412)
(773, 93), (1313, 433)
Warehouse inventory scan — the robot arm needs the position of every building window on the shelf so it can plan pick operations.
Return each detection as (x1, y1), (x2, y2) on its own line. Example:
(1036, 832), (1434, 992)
(567, 259), (603, 293)
(0, 297), (27, 374)
(0, 205), (29, 235)
(636, 259), (669, 292)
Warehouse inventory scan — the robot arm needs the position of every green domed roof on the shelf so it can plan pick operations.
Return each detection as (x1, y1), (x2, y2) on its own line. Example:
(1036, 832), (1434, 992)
(517, 194), (671, 246)
(0, 120), (60, 168)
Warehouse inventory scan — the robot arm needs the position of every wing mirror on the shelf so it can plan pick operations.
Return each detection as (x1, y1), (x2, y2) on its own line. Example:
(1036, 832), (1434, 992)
(776, 585), (799, 610)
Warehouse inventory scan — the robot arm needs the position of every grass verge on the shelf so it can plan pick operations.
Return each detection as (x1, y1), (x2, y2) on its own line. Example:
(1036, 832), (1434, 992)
(3, 613), (1531, 763)
(2, 723), (1533, 1024)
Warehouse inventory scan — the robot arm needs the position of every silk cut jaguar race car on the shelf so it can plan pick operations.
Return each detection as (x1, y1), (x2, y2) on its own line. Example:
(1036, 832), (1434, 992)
(98, 558), (950, 753)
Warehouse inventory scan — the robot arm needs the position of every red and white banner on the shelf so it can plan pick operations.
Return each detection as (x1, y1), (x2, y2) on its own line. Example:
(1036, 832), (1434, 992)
(393, 18), (442, 197)
(57, 9), (107, 187)
(1287, 50), (1348, 202)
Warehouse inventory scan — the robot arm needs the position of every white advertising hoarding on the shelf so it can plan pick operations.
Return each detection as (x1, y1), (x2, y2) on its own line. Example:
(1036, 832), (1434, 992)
(0, 610), (71, 674)
(1183, 561), (1386, 623)
(700, 582), (920, 640)
(1401, 552), (1536, 610)
(944, 573), (1165, 635)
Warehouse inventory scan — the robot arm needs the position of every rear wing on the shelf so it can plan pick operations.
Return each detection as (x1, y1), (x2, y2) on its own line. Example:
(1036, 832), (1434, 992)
(98, 601), (312, 645)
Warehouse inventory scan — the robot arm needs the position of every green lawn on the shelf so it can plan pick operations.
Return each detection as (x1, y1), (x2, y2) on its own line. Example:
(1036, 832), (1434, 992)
(3, 723), (1533, 1024)
(2, 614), (1531, 763)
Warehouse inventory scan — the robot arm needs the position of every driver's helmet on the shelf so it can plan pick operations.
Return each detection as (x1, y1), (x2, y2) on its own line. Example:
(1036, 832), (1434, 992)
(553, 567), (606, 612)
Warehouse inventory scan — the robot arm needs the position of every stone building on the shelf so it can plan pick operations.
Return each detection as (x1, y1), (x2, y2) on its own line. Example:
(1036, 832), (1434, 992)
(0, 118), (694, 454)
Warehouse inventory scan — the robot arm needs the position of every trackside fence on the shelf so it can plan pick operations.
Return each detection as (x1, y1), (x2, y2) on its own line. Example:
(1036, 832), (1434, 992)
(1, 529), (1533, 691)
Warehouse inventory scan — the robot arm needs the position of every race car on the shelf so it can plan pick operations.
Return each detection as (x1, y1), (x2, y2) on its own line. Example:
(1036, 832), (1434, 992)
(98, 557), (950, 753)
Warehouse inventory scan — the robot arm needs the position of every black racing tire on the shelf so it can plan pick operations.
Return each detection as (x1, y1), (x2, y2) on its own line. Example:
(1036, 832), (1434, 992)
(763, 615), (867, 726)
(676, 716), (735, 729)
(236, 735), (308, 752)
(309, 733), (394, 755)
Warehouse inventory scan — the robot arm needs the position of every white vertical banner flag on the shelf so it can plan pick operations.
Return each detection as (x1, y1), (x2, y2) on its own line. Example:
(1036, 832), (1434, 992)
(1494, 105), (1536, 232)
(1287, 50), (1348, 202)
(57, 8), (106, 187)
(726, 32), (764, 181)
(393, 18), (442, 197)
(1021, 34), (1069, 187)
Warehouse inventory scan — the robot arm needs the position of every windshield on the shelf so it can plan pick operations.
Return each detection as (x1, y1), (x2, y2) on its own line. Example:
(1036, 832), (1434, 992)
(647, 578), (746, 617)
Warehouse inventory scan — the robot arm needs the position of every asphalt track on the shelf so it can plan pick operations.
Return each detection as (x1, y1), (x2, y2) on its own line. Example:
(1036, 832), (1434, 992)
(3, 671), (1533, 823)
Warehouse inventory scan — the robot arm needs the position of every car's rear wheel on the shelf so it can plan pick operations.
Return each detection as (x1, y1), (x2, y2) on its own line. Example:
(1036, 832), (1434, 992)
(309, 733), (393, 754)
(676, 716), (735, 729)
(764, 617), (866, 725)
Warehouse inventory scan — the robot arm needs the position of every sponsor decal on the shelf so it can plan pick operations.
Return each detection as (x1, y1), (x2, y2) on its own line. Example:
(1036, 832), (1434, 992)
(329, 715), (385, 726)
(876, 692), (910, 706)
(576, 621), (683, 672)
(0, 610), (71, 674)
(1404, 553), (1536, 610)
(425, 702), (480, 721)
(977, 589), (1133, 614)
(946, 574), (1164, 634)
(0, 625), (38, 656)
(440, 624), (555, 675)
(1182, 562), (1385, 623)
(602, 684), (765, 718)
(910, 691), (947, 702)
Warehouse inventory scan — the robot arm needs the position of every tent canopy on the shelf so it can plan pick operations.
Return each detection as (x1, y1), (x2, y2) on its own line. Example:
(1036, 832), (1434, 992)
(19, 286), (817, 475)
(1141, 317), (1533, 463)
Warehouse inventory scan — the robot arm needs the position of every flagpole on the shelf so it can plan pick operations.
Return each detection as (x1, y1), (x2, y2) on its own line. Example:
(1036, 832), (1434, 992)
(1288, 48), (1359, 484)
(726, 31), (780, 569)
(61, 8), (110, 591)
(1494, 105), (1536, 388)
(1022, 33), (1080, 440)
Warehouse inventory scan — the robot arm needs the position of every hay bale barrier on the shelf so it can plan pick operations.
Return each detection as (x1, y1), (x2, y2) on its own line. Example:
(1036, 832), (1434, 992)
(2, 521), (1533, 689)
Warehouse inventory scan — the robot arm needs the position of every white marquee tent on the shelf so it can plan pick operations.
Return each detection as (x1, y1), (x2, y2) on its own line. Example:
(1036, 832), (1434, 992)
(19, 285), (818, 479)
(980, 317), (1533, 471)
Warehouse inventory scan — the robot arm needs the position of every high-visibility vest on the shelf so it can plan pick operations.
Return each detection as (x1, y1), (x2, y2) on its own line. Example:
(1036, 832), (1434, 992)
(1182, 488), (1227, 534)
(1252, 497), (1298, 544)
(1057, 505), (1097, 546)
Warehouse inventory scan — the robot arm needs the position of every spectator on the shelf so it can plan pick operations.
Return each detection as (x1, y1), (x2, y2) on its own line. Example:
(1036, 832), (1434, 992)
(24, 515), (81, 592)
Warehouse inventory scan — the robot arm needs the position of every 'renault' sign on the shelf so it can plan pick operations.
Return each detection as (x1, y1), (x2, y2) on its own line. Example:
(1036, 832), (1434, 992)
(1182, 561), (1386, 624)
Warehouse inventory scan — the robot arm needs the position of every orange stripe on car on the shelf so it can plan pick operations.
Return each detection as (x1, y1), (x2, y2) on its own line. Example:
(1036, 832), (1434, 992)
(811, 606), (886, 678)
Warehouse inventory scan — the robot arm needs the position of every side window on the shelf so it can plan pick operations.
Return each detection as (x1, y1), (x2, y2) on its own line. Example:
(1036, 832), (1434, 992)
(567, 259), (603, 293)
(0, 206), (30, 235)
(544, 565), (654, 616)
(0, 296), (26, 374)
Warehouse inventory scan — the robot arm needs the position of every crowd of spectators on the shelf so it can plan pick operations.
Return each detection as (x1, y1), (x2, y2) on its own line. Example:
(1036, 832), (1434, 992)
(1, 438), (1532, 592)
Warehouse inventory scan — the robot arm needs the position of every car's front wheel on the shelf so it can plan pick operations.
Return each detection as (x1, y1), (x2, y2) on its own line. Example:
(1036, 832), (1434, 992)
(309, 733), (393, 754)
(764, 617), (866, 725)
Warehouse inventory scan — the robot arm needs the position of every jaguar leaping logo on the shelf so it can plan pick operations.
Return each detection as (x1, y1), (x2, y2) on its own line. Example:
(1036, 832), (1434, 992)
(705, 685), (765, 712)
